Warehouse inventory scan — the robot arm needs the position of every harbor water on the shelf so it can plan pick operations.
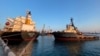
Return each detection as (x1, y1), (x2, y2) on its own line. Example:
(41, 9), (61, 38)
(32, 34), (100, 56)
(0, 34), (100, 56)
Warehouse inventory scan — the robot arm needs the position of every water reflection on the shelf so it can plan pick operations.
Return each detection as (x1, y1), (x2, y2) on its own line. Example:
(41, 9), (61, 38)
(54, 41), (85, 56)
(32, 35), (55, 56)
(66, 42), (82, 56)
(32, 35), (100, 56)
(65, 42), (83, 56)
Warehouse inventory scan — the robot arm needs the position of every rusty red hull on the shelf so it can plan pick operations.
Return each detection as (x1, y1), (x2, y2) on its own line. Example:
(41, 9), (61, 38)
(53, 32), (99, 41)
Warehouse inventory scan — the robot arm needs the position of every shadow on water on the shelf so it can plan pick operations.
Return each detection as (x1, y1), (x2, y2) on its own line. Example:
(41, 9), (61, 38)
(31, 35), (100, 56)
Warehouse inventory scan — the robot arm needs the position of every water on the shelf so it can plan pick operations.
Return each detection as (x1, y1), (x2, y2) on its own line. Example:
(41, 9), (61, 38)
(32, 35), (100, 56)
(0, 46), (4, 56)
(0, 34), (100, 56)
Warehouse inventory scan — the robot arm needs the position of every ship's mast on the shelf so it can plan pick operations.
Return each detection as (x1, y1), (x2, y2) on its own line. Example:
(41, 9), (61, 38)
(70, 18), (76, 30)
(42, 24), (45, 33)
(70, 17), (74, 27)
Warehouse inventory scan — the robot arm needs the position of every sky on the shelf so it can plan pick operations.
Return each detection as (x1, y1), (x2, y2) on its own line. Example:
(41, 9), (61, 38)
(0, 0), (100, 32)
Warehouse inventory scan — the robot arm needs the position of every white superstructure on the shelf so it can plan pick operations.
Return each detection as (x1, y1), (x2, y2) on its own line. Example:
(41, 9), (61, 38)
(3, 11), (36, 32)
(64, 18), (80, 33)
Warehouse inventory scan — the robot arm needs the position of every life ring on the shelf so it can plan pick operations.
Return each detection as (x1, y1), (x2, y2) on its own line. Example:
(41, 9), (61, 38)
(5, 22), (10, 25)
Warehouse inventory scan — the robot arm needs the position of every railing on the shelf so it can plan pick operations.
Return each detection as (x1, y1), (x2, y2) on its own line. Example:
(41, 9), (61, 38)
(0, 37), (34, 56)
(0, 38), (16, 56)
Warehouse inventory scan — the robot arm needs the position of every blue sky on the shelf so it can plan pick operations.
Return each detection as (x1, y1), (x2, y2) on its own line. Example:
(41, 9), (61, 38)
(0, 0), (100, 32)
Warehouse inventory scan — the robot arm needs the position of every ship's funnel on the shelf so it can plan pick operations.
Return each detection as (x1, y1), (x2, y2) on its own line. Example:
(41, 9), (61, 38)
(25, 11), (31, 24)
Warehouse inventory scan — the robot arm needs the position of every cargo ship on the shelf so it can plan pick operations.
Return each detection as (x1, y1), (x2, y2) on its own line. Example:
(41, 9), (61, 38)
(1, 11), (39, 45)
(53, 18), (99, 41)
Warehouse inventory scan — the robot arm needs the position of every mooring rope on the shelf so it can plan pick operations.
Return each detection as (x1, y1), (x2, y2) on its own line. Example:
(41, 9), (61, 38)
(19, 37), (34, 56)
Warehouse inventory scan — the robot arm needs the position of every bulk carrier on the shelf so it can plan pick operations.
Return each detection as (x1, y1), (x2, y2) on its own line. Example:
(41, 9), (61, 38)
(1, 11), (39, 45)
